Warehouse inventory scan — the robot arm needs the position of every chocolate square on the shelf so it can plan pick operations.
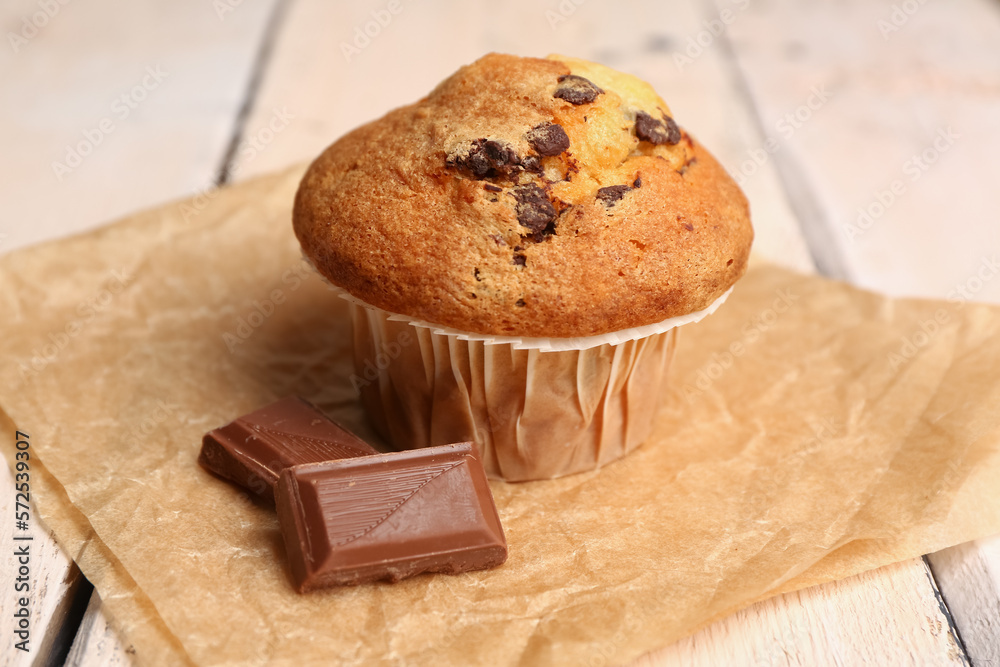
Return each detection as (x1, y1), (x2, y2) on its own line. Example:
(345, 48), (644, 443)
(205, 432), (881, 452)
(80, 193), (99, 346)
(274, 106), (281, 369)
(198, 397), (377, 503)
(276, 442), (507, 591)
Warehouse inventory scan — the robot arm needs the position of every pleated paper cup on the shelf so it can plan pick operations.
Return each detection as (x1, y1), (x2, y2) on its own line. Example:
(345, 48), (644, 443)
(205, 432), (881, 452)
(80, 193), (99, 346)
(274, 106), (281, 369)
(340, 288), (731, 481)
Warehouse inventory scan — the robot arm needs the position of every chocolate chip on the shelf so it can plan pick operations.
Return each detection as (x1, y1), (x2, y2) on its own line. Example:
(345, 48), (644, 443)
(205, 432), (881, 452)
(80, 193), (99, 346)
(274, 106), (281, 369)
(554, 75), (603, 105)
(474, 268), (482, 281)
(515, 299), (526, 307)
(683, 223), (694, 231)
(526, 123), (570, 156)
(512, 254), (526, 266)
(633, 176), (642, 188)
(521, 155), (542, 173)
(511, 184), (556, 235)
(596, 185), (633, 207)
(634, 111), (681, 145)
(664, 116), (681, 143)
(447, 139), (520, 179)
(484, 184), (502, 192)
(482, 140), (516, 164)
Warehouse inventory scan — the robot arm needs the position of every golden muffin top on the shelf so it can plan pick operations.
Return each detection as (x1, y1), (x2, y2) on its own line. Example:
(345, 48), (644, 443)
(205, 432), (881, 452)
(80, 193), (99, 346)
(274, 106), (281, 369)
(294, 53), (753, 337)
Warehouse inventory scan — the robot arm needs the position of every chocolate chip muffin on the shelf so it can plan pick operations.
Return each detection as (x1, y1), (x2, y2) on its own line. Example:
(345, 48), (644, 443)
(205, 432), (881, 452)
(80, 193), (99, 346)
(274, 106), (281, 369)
(294, 53), (751, 339)
(293, 54), (753, 481)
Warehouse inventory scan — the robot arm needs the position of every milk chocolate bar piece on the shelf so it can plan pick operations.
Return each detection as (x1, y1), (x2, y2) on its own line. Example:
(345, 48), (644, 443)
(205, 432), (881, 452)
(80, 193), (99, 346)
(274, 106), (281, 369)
(198, 397), (377, 503)
(276, 442), (507, 592)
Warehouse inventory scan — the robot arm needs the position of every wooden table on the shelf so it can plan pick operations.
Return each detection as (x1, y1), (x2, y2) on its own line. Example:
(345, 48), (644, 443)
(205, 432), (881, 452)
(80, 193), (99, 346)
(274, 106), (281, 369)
(2, 1), (999, 664)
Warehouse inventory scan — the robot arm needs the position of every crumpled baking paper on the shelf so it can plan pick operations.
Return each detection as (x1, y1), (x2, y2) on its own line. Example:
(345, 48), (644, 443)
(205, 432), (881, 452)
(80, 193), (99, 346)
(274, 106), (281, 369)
(1, 165), (999, 667)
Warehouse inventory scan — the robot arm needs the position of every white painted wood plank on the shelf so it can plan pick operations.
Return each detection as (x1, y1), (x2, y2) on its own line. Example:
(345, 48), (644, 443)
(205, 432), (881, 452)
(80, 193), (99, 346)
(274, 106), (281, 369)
(721, 0), (1000, 300)
(65, 590), (137, 667)
(0, 0), (278, 254)
(635, 558), (967, 667)
(722, 0), (1000, 661)
(928, 540), (1000, 667)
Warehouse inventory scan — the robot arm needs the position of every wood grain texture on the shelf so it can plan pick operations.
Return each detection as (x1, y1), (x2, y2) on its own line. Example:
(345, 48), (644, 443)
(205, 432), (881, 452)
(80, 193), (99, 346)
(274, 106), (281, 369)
(637, 559), (968, 667)
(928, 539), (1000, 667)
(722, 0), (1000, 301)
(0, 0), (278, 254)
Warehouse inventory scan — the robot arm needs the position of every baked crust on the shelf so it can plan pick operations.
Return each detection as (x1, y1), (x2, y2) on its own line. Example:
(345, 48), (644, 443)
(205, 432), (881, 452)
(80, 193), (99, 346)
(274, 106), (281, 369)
(293, 53), (753, 337)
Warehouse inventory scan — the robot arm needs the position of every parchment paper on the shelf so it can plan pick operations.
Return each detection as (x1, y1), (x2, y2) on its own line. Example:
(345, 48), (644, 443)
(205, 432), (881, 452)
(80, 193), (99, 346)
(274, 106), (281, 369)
(2, 165), (999, 667)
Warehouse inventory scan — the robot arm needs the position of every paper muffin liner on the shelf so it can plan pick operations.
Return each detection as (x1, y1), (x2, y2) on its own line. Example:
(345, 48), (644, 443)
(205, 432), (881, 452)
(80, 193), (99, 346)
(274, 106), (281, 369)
(336, 285), (732, 352)
(337, 285), (731, 481)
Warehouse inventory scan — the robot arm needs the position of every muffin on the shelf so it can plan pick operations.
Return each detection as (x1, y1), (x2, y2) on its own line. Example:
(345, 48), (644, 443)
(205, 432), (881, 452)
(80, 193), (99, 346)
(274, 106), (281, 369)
(294, 53), (752, 481)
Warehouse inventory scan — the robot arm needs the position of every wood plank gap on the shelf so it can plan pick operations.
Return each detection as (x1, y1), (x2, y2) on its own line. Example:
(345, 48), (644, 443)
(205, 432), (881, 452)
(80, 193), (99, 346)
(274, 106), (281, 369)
(214, 0), (293, 187)
(923, 555), (973, 666)
(64, 587), (137, 667)
(706, 0), (850, 280)
(43, 575), (95, 667)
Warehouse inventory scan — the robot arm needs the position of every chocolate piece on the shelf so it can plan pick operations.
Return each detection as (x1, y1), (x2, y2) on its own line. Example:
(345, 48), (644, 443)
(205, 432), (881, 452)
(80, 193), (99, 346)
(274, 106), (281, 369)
(521, 155), (542, 173)
(596, 184), (633, 206)
(512, 184), (556, 235)
(554, 74), (603, 105)
(275, 442), (507, 591)
(665, 116), (682, 143)
(634, 111), (681, 145)
(512, 253), (526, 266)
(526, 123), (570, 156)
(633, 176), (642, 188)
(447, 139), (520, 180)
(483, 183), (502, 192)
(199, 397), (376, 503)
